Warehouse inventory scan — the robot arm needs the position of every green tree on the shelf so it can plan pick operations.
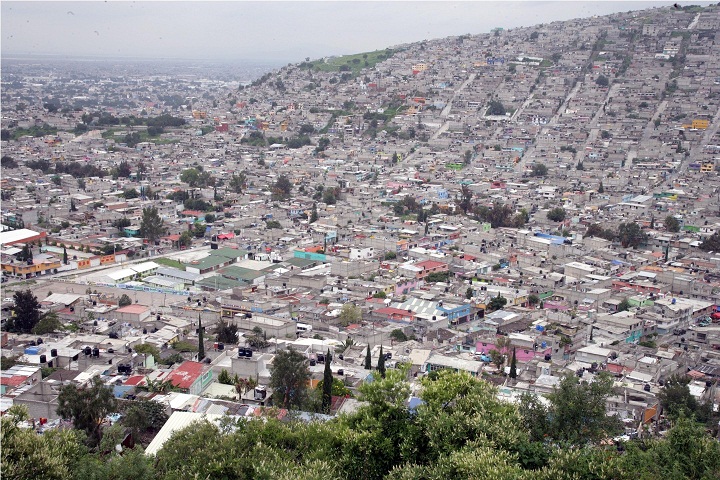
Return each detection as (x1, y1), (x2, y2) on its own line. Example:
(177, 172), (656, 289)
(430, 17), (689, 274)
(118, 294), (132, 307)
(547, 207), (566, 222)
(63, 246), (68, 265)
(531, 163), (548, 177)
(487, 293), (508, 312)
(656, 374), (708, 421)
(365, 345), (372, 370)
(115, 160), (132, 178)
(699, 231), (720, 251)
(197, 314), (205, 361)
(598, 181), (605, 193)
(122, 188), (139, 199)
(322, 188), (337, 205)
(121, 398), (168, 441)
(489, 349), (505, 371)
(269, 347), (311, 409)
(178, 230), (193, 248)
(1, 405), (87, 480)
(596, 75), (609, 87)
(214, 319), (239, 344)
(180, 167), (213, 188)
(218, 369), (234, 385)
(309, 202), (318, 223)
(617, 297), (631, 312)
(458, 184), (473, 214)
(377, 345), (386, 378)
(509, 347), (517, 379)
(9, 290), (42, 334)
(193, 222), (207, 238)
(273, 175), (293, 200)
(32, 312), (64, 335)
(525, 372), (622, 445)
(487, 99), (506, 115)
(322, 349), (333, 413)
(527, 294), (540, 306)
(228, 172), (246, 194)
(390, 329), (408, 343)
(57, 376), (116, 446)
(664, 215), (681, 232)
(133, 343), (160, 361)
(139, 206), (165, 244)
(17, 244), (33, 262)
(338, 303), (361, 326)
(617, 221), (647, 248)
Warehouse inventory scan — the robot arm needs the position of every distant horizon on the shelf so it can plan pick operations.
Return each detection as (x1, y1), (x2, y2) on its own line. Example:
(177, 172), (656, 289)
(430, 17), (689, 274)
(2, 1), (711, 64)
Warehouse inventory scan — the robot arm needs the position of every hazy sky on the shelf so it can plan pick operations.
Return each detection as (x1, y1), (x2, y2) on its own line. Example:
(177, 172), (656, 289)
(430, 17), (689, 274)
(0, 1), (700, 64)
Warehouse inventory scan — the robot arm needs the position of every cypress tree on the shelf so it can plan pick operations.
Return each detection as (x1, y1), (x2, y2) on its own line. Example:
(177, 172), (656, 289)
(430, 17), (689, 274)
(509, 347), (517, 379)
(377, 345), (386, 378)
(364, 345), (372, 370)
(197, 313), (205, 361)
(62, 247), (68, 265)
(322, 349), (332, 413)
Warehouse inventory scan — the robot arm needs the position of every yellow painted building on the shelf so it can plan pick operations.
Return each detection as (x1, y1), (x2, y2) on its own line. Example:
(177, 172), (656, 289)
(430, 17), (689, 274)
(2, 259), (61, 278)
(701, 162), (716, 172)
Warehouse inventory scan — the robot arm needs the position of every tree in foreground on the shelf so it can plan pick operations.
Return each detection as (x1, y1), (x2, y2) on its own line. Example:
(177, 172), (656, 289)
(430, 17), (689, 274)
(269, 347), (310, 409)
(518, 372), (622, 445)
(121, 399), (169, 442)
(364, 345), (372, 370)
(321, 349), (333, 413)
(1, 405), (86, 480)
(56, 376), (116, 447)
(10, 290), (41, 333)
(377, 345), (386, 378)
(6, 368), (720, 480)
(509, 347), (517, 379)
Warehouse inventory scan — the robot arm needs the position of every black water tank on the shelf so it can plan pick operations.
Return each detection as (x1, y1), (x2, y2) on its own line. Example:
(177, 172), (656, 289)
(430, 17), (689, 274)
(317, 353), (325, 363)
(47, 360), (53, 368)
(643, 384), (651, 392)
(247, 350), (253, 358)
(217, 343), (224, 351)
(84, 346), (92, 356)
(39, 354), (46, 363)
(37, 338), (43, 345)
(92, 348), (100, 357)
(337, 369), (344, 376)
(339, 354), (344, 360)
(51, 348), (58, 357)
(143, 328), (147, 334)
(309, 359), (317, 366)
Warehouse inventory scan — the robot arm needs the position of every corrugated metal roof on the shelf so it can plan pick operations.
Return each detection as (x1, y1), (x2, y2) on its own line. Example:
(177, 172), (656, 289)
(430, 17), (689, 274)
(145, 411), (225, 456)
